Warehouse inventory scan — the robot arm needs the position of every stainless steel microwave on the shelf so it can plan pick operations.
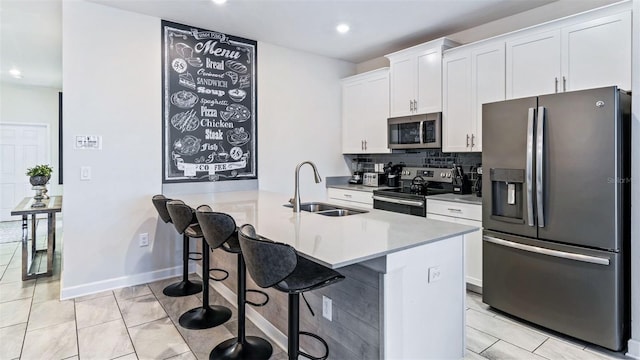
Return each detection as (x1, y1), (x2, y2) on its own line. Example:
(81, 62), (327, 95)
(388, 113), (442, 149)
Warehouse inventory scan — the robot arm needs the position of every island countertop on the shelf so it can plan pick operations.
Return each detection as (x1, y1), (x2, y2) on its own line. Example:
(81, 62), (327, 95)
(177, 190), (477, 269)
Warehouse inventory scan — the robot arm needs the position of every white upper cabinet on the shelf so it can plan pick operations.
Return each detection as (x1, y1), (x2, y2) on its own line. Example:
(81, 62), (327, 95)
(443, 42), (505, 153)
(506, 30), (562, 99)
(506, 8), (631, 99)
(341, 68), (390, 154)
(471, 43), (506, 152)
(562, 11), (632, 92)
(443, 52), (472, 153)
(386, 38), (458, 117)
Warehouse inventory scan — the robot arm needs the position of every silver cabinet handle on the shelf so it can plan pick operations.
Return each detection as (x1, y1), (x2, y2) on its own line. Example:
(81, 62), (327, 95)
(471, 134), (475, 148)
(483, 236), (610, 266)
(536, 106), (545, 227)
(554, 77), (558, 93)
(364, 140), (367, 151)
(343, 194), (352, 198)
(413, 99), (417, 112)
(447, 208), (462, 213)
(361, 140), (364, 150)
(466, 134), (470, 147)
(526, 107), (535, 227)
(372, 195), (424, 207)
(562, 76), (566, 92)
(409, 100), (413, 112)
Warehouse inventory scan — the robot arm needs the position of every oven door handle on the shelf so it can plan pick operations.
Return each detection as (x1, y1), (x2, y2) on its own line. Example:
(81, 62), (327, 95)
(372, 195), (424, 207)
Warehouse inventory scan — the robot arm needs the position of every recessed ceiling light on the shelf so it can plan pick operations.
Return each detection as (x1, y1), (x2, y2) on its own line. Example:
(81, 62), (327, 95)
(212, 0), (227, 4)
(9, 68), (22, 79)
(336, 23), (350, 34)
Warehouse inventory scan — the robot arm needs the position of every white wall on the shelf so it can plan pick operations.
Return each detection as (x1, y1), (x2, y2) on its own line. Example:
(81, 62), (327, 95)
(257, 42), (354, 199)
(628, 0), (639, 356)
(0, 83), (62, 196)
(61, 1), (354, 297)
(62, 1), (169, 297)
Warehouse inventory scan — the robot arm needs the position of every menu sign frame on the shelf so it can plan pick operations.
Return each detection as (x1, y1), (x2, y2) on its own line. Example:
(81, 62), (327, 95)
(162, 20), (257, 183)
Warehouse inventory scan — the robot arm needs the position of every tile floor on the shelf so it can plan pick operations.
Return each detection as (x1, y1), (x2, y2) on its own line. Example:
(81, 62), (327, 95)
(0, 219), (634, 360)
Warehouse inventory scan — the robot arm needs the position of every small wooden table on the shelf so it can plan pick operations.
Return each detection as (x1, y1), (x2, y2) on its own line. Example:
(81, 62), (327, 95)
(10, 196), (62, 280)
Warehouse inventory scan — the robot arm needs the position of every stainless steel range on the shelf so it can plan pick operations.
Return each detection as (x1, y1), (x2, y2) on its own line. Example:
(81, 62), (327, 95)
(372, 167), (454, 217)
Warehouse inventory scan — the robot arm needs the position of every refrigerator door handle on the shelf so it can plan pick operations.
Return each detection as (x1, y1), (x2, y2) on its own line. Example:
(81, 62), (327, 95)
(536, 106), (545, 227)
(526, 107), (535, 227)
(483, 236), (610, 266)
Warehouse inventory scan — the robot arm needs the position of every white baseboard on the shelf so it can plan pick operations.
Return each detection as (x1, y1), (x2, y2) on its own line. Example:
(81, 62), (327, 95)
(627, 338), (640, 359)
(60, 265), (191, 300)
(195, 264), (288, 353)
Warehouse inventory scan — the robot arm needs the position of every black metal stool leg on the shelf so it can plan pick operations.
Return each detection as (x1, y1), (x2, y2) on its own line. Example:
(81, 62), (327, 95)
(288, 293), (300, 360)
(210, 254), (272, 359)
(163, 234), (203, 297)
(179, 239), (231, 329)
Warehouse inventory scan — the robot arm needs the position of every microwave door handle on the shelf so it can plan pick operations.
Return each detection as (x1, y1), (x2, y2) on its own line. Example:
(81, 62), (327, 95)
(536, 106), (546, 227)
(526, 107), (535, 227)
(419, 120), (424, 145)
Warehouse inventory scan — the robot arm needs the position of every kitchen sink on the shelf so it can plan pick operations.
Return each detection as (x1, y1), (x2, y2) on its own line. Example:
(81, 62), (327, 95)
(316, 209), (367, 217)
(283, 202), (368, 216)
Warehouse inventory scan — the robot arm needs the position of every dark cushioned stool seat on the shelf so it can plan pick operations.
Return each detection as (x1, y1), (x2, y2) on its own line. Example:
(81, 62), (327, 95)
(198, 206), (272, 360)
(239, 224), (344, 360)
(152, 195), (202, 297)
(167, 200), (231, 330)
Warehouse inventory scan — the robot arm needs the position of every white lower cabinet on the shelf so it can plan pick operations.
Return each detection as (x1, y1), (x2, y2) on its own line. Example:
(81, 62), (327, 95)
(427, 199), (482, 289)
(327, 188), (373, 209)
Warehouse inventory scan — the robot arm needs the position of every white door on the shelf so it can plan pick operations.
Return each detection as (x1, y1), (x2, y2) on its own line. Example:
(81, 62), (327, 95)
(562, 11), (632, 92)
(442, 52), (472, 153)
(0, 124), (49, 221)
(506, 30), (562, 99)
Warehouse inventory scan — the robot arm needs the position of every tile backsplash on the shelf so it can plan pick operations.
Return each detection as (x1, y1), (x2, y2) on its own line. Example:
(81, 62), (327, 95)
(345, 150), (483, 178)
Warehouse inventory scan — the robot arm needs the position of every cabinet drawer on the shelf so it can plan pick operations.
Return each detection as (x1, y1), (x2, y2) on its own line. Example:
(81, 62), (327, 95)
(327, 188), (373, 206)
(426, 199), (481, 221)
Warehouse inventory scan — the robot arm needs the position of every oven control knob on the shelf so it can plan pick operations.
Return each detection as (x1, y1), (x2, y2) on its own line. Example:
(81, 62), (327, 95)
(440, 172), (445, 177)
(447, 173), (452, 178)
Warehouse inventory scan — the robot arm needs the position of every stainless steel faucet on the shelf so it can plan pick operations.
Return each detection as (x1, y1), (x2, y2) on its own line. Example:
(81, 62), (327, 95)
(291, 161), (322, 212)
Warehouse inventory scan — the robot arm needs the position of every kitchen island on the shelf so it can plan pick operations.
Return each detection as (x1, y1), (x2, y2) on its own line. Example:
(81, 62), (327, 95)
(177, 190), (477, 359)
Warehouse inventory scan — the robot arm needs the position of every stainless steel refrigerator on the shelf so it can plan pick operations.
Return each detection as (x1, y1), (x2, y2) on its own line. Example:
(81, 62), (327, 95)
(481, 86), (631, 351)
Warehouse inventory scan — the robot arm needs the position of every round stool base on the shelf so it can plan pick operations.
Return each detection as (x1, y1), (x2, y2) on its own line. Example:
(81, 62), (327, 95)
(179, 306), (231, 330)
(209, 336), (273, 360)
(163, 280), (202, 297)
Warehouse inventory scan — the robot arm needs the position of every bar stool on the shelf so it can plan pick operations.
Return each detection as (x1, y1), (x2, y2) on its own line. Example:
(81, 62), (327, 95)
(238, 224), (345, 360)
(166, 200), (232, 329)
(152, 195), (202, 297)
(196, 206), (273, 360)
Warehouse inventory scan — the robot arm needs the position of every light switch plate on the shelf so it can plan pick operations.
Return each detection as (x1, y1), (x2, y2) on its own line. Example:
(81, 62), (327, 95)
(80, 166), (91, 180)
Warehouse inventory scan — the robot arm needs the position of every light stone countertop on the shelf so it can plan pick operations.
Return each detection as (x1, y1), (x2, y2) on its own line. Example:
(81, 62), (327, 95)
(427, 193), (483, 206)
(177, 190), (477, 269)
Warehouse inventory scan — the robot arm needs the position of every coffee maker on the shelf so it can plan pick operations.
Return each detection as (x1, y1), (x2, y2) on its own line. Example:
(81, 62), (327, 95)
(473, 165), (482, 197)
(451, 164), (472, 195)
(349, 161), (363, 184)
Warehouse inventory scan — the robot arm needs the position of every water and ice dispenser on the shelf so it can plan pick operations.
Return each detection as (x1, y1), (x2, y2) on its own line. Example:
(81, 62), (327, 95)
(489, 168), (525, 223)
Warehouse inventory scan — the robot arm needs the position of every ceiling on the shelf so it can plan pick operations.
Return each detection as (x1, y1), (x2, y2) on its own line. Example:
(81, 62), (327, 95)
(2, 0), (592, 89)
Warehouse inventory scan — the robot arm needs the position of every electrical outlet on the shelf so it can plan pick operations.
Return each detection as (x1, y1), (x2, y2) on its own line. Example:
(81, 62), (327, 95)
(139, 233), (149, 247)
(428, 266), (442, 283)
(322, 296), (332, 321)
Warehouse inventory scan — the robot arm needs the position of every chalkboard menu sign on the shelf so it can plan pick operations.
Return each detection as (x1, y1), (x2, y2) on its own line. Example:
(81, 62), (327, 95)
(162, 20), (257, 183)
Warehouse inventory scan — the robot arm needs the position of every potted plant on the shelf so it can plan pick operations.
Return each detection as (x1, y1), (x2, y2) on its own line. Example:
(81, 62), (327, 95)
(26, 164), (53, 186)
